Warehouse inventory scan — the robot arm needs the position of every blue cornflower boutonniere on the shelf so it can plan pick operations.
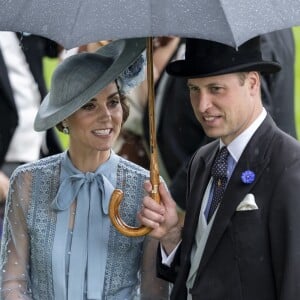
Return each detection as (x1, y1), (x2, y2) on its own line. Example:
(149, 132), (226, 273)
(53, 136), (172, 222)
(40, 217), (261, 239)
(241, 170), (255, 184)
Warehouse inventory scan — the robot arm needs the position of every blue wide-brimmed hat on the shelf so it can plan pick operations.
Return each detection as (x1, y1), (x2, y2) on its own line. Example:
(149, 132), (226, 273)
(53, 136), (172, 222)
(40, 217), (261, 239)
(34, 38), (146, 132)
(166, 36), (281, 78)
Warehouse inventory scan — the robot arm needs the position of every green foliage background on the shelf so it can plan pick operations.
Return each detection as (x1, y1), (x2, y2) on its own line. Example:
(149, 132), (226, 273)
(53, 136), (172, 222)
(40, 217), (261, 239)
(293, 26), (300, 139)
(43, 56), (69, 149)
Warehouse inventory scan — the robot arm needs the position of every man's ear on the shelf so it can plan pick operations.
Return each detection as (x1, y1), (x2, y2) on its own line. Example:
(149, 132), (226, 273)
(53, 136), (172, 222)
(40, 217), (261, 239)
(248, 71), (260, 95)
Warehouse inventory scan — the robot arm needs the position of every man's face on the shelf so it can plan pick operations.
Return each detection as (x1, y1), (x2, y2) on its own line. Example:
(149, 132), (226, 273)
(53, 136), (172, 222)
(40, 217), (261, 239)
(187, 72), (262, 145)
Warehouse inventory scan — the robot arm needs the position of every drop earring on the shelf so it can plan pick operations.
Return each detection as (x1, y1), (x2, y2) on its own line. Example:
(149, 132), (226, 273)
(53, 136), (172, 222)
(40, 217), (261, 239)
(63, 127), (69, 134)
(62, 121), (69, 134)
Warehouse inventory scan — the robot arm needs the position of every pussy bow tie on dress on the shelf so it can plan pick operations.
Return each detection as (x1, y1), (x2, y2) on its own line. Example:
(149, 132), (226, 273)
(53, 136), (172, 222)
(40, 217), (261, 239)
(52, 169), (115, 300)
(52, 171), (112, 213)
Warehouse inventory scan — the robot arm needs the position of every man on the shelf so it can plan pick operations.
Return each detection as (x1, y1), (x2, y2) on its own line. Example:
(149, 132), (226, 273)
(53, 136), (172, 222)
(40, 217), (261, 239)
(0, 32), (62, 236)
(0, 32), (62, 176)
(0, 45), (18, 168)
(139, 37), (300, 299)
(0, 45), (18, 215)
(143, 29), (296, 212)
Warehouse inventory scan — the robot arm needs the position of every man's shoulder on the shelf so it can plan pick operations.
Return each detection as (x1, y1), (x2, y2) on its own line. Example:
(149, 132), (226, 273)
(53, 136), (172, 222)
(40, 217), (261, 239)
(192, 140), (219, 162)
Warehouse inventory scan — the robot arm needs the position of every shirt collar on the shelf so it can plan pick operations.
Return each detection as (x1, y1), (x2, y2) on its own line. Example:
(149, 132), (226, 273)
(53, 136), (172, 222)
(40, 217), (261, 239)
(219, 107), (267, 162)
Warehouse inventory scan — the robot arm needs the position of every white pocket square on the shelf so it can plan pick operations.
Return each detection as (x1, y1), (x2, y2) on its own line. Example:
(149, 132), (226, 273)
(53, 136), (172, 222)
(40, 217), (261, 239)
(236, 193), (258, 211)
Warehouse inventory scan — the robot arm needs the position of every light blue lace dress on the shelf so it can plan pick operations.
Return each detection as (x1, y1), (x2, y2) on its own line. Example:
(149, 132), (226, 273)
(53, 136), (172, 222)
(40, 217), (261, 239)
(0, 151), (151, 299)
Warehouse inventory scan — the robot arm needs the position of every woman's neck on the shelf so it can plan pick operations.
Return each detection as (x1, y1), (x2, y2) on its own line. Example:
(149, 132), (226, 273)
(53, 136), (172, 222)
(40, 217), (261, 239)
(67, 148), (111, 172)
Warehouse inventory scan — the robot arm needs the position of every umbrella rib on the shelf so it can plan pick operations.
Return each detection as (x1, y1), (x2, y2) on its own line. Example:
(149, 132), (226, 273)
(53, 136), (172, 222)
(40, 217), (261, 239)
(67, 2), (85, 47)
(218, 0), (238, 48)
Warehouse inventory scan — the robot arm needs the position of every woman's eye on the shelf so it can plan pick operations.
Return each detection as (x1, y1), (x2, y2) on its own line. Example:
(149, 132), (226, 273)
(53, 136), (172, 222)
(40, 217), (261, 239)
(108, 98), (120, 108)
(81, 102), (95, 110)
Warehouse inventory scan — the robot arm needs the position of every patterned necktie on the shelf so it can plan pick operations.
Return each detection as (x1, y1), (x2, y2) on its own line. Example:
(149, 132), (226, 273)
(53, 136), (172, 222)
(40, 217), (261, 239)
(207, 146), (229, 222)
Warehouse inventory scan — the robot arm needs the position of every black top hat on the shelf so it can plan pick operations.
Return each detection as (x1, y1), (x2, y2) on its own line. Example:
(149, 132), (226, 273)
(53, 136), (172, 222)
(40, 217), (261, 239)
(166, 37), (281, 78)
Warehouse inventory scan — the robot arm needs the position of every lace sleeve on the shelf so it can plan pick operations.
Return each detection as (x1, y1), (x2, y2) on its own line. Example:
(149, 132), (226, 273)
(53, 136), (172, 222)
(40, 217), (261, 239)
(0, 170), (33, 299)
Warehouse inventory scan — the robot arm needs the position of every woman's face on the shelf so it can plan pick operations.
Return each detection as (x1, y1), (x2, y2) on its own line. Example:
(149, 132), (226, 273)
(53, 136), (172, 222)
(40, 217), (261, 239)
(65, 82), (123, 156)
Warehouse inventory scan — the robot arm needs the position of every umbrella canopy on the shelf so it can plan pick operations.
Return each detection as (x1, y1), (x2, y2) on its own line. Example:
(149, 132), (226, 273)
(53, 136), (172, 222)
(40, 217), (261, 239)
(0, 0), (300, 49)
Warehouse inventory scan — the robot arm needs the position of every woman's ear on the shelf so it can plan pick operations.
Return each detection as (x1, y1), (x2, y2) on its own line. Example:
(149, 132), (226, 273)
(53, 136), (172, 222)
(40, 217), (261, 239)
(62, 119), (68, 128)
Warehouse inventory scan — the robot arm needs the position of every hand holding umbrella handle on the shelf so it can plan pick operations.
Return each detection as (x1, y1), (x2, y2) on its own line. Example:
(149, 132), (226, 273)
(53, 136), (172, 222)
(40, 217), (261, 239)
(108, 37), (161, 237)
(108, 150), (161, 237)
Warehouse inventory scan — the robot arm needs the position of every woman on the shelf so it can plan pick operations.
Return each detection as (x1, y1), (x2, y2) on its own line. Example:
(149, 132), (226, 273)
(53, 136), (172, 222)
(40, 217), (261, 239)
(0, 38), (167, 299)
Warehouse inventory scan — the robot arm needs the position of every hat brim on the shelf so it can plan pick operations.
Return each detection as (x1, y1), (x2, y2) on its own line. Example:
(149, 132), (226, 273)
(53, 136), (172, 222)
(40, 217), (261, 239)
(34, 38), (146, 132)
(166, 60), (281, 78)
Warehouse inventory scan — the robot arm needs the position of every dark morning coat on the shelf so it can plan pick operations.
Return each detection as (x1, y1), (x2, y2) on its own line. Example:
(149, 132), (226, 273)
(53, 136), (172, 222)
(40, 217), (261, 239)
(157, 114), (300, 300)
(0, 49), (18, 167)
(0, 34), (61, 167)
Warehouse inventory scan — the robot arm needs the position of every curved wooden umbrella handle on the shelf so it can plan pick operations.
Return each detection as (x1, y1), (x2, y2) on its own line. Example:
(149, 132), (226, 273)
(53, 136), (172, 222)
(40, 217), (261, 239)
(108, 37), (161, 237)
(109, 187), (160, 237)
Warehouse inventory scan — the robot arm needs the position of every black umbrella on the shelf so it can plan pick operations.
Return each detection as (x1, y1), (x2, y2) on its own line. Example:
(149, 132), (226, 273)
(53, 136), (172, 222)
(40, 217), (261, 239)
(0, 0), (300, 49)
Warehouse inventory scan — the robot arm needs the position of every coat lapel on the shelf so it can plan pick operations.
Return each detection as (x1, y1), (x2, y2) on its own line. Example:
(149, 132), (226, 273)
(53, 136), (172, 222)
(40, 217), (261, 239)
(176, 141), (219, 287)
(196, 115), (277, 277)
(0, 49), (16, 110)
(186, 142), (218, 235)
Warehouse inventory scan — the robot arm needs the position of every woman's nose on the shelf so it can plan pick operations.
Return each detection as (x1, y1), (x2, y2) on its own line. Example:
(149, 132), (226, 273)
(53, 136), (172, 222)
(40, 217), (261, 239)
(97, 105), (111, 120)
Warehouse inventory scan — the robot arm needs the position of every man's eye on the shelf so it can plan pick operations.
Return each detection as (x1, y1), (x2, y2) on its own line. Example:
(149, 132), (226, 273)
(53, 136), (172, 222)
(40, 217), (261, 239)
(210, 86), (222, 93)
(188, 86), (199, 92)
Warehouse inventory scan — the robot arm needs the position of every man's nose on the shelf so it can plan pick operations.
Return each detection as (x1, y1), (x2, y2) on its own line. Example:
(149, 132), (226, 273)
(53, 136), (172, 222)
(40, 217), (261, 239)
(197, 92), (212, 113)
